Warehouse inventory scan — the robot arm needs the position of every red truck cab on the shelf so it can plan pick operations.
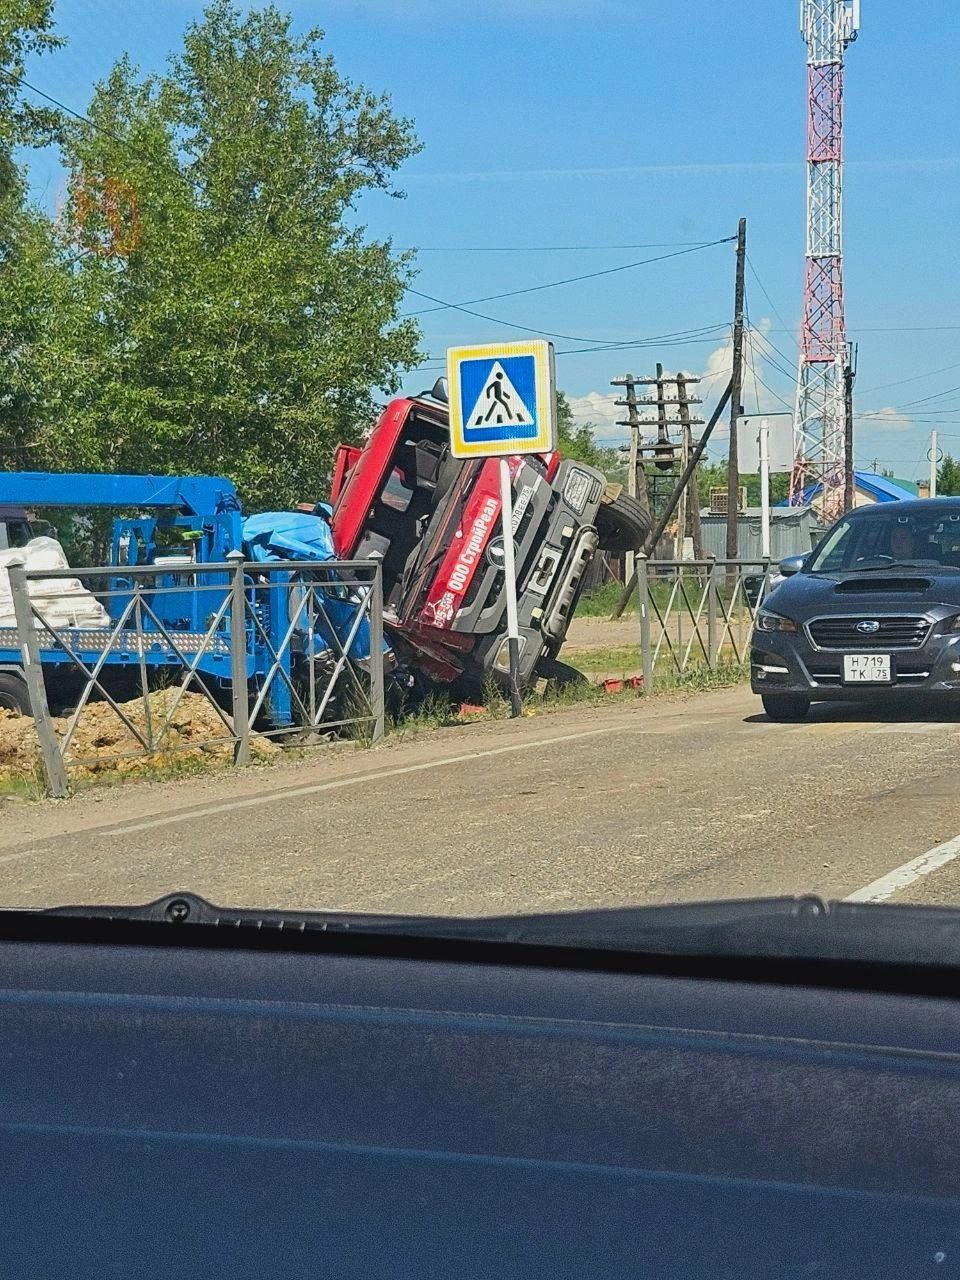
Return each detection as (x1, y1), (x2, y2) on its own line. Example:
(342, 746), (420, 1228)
(329, 390), (648, 695)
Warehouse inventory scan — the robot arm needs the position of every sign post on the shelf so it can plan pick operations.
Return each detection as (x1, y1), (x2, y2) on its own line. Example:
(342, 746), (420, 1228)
(447, 339), (556, 717)
(759, 418), (771, 563)
(497, 457), (523, 715)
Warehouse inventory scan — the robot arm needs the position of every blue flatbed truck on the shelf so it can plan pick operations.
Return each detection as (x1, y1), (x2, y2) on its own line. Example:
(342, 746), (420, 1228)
(0, 472), (379, 728)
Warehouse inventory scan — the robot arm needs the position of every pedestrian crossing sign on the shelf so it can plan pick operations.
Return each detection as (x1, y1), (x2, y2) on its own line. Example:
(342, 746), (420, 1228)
(447, 339), (556, 458)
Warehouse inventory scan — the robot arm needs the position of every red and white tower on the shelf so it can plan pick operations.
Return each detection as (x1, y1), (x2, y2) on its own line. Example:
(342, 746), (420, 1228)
(791, 0), (859, 518)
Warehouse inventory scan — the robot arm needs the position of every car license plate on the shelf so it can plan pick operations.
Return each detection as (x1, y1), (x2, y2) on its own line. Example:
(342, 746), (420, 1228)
(843, 653), (892, 683)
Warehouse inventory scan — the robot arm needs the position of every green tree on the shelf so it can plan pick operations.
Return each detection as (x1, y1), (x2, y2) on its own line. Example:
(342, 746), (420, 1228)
(695, 459), (789, 509)
(938, 453), (960, 496)
(0, 1), (72, 470)
(50, 2), (422, 505)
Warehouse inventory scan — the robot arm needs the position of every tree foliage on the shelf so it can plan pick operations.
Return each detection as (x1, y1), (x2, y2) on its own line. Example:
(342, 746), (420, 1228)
(11, 2), (423, 506)
(695, 459), (790, 508)
(938, 454), (960, 496)
(0, 1), (68, 468)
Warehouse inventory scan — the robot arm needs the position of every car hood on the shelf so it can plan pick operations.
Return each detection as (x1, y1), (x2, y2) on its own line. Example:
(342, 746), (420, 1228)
(765, 567), (960, 616)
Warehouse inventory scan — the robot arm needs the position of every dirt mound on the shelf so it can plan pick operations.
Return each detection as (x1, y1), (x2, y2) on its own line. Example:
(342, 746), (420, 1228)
(0, 689), (279, 783)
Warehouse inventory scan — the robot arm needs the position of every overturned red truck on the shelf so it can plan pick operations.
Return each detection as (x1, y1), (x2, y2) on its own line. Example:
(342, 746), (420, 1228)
(328, 383), (651, 699)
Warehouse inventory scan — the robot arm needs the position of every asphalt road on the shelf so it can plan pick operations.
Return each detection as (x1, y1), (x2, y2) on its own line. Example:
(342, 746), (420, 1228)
(5, 684), (960, 914)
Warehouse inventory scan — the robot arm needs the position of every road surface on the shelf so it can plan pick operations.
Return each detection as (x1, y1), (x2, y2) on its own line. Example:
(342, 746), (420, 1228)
(4, 684), (960, 914)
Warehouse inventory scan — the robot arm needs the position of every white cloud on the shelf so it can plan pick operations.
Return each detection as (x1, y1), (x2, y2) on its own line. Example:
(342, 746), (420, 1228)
(564, 391), (625, 441)
(856, 406), (913, 433)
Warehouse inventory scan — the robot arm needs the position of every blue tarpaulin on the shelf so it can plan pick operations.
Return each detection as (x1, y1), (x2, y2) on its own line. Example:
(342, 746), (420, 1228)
(242, 513), (386, 661)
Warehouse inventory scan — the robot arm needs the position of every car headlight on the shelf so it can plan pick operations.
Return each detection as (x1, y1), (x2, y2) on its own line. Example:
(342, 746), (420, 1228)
(755, 610), (798, 634)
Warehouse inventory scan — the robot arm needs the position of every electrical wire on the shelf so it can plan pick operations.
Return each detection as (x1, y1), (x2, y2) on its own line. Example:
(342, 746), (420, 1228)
(744, 303), (763, 415)
(2, 68), (205, 196)
(858, 360), (960, 397)
(407, 240), (726, 252)
(416, 320), (731, 362)
(402, 237), (736, 317)
(748, 325), (800, 384)
(745, 254), (799, 351)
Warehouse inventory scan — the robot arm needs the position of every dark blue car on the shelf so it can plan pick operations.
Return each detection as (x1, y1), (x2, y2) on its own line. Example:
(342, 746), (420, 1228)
(751, 499), (960, 720)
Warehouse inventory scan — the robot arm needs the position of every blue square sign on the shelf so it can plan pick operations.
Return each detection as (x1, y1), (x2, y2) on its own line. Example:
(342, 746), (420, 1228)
(447, 340), (556, 458)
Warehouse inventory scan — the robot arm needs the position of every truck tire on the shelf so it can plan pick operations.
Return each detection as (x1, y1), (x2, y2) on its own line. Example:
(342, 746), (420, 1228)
(761, 693), (810, 722)
(595, 492), (652, 553)
(537, 657), (587, 689)
(0, 672), (31, 717)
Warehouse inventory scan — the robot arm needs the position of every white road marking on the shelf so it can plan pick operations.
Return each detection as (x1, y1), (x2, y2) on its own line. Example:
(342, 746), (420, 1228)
(845, 834), (960, 903)
(99, 721), (657, 839)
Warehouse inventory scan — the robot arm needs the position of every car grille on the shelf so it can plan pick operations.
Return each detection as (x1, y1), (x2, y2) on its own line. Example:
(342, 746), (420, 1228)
(806, 615), (930, 650)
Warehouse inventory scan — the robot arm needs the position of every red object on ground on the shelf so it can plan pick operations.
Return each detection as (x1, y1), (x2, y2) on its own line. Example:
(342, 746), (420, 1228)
(458, 703), (485, 717)
(630, 675), (644, 690)
(602, 678), (624, 695)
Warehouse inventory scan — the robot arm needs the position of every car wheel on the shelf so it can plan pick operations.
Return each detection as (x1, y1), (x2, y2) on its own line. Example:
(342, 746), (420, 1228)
(761, 693), (810, 722)
(0, 672), (31, 717)
(595, 492), (652, 553)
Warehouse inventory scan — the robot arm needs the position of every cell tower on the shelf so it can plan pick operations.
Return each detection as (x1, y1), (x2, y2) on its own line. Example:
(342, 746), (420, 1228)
(791, 0), (859, 518)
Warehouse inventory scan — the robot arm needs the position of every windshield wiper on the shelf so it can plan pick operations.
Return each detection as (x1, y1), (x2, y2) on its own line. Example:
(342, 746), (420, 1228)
(30, 890), (960, 970)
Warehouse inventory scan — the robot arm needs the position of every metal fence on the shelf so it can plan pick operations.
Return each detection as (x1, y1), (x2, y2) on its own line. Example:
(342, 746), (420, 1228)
(636, 556), (773, 689)
(5, 553), (384, 797)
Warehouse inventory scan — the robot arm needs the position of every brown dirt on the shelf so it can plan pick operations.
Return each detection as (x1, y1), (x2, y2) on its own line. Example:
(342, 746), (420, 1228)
(0, 689), (279, 782)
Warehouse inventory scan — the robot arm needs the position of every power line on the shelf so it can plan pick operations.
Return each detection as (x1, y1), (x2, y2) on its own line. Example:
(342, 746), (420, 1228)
(745, 253), (799, 351)
(858, 360), (960, 396)
(750, 367), (795, 413)
(402, 236), (736, 317)
(748, 324), (800, 385)
(407, 240), (725, 252)
(894, 382), (960, 410)
(414, 323), (732, 372)
(745, 303), (763, 415)
(2, 68), (204, 197)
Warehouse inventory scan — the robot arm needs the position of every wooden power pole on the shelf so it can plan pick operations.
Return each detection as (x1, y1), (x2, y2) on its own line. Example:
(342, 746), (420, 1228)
(677, 372), (704, 559)
(725, 217), (747, 564)
(612, 373), (651, 583)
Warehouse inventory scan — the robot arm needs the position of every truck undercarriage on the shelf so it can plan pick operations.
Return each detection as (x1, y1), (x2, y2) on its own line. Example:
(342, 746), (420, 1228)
(329, 390), (651, 697)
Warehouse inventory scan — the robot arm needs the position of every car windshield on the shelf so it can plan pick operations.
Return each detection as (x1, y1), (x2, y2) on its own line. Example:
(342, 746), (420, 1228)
(809, 506), (960, 572)
(1, 0), (960, 970)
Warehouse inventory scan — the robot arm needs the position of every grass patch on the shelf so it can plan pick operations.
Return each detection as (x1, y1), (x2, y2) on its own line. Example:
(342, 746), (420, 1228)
(565, 645), (642, 674)
(0, 771), (47, 802)
(575, 581), (636, 617)
(647, 663), (748, 693)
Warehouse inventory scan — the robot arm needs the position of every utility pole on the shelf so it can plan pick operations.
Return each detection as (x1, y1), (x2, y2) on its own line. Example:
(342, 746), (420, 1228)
(725, 216), (747, 565)
(612, 373), (651, 583)
(843, 342), (857, 512)
(930, 430), (939, 499)
(676, 372), (704, 560)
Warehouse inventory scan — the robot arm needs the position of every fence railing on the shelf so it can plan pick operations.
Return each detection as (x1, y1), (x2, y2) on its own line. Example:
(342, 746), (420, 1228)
(636, 556), (773, 689)
(5, 553), (385, 797)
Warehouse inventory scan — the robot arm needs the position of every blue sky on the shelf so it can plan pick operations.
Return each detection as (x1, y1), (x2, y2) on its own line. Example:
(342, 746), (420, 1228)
(20, 0), (960, 478)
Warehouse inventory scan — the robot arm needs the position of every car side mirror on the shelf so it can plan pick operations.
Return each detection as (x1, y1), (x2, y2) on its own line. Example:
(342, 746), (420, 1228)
(778, 555), (805, 577)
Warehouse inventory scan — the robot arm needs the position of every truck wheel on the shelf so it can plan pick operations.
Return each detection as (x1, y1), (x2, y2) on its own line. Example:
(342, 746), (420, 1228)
(761, 693), (810, 722)
(0, 673), (31, 717)
(595, 492), (652, 553)
(538, 658), (587, 689)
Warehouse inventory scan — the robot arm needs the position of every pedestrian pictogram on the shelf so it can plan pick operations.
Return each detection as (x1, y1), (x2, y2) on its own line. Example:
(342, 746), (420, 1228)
(447, 339), (556, 460)
(466, 362), (535, 429)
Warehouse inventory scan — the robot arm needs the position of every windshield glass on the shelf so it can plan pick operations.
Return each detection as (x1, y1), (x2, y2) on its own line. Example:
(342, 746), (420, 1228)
(1, 0), (960, 963)
(809, 506), (960, 572)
